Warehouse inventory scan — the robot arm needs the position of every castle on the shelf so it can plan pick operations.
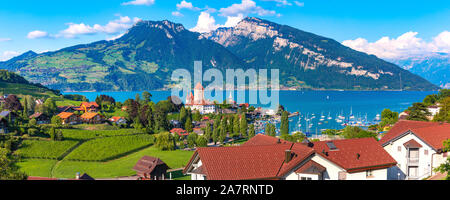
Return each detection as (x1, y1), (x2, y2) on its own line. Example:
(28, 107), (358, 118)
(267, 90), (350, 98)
(185, 83), (217, 114)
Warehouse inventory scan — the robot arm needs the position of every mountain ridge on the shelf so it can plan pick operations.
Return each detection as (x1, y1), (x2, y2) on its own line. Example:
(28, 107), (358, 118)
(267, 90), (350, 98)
(0, 17), (440, 91)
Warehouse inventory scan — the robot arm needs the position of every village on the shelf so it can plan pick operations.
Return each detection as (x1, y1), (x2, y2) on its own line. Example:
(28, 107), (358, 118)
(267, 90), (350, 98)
(0, 84), (449, 180)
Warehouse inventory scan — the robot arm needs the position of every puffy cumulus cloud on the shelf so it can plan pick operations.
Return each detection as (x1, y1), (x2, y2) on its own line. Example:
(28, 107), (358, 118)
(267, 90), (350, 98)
(190, 12), (245, 33)
(190, 12), (219, 33)
(219, 0), (276, 17)
(342, 31), (450, 59)
(58, 16), (141, 38)
(176, 0), (200, 11)
(122, 0), (155, 6)
(27, 30), (49, 39)
(0, 51), (20, 61)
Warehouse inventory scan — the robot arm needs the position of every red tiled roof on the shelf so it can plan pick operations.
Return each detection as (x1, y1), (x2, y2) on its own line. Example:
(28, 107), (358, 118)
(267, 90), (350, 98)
(313, 138), (397, 173)
(28, 177), (59, 180)
(80, 112), (100, 120)
(57, 112), (74, 119)
(29, 112), (43, 119)
(185, 143), (314, 180)
(80, 102), (99, 108)
(295, 160), (326, 174)
(242, 134), (291, 146)
(379, 120), (450, 150)
(109, 116), (124, 122)
(403, 139), (423, 148)
(410, 125), (450, 150)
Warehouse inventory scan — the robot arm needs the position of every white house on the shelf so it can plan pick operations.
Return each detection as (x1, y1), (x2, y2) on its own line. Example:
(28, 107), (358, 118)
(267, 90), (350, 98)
(379, 120), (450, 180)
(427, 105), (441, 120)
(183, 134), (396, 180)
(185, 83), (217, 114)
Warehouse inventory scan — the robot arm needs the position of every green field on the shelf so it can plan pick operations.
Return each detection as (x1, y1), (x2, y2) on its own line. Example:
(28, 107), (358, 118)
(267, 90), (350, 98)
(65, 134), (154, 161)
(61, 128), (140, 140)
(16, 140), (79, 159)
(17, 159), (58, 178)
(16, 127), (194, 179)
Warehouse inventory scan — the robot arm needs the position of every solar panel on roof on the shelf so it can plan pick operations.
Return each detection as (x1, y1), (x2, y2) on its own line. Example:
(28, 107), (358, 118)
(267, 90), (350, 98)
(326, 142), (338, 150)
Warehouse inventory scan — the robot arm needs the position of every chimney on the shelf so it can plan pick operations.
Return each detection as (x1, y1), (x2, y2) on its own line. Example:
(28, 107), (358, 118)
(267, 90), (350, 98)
(76, 172), (80, 180)
(356, 153), (361, 160)
(285, 150), (292, 163)
(277, 138), (281, 144)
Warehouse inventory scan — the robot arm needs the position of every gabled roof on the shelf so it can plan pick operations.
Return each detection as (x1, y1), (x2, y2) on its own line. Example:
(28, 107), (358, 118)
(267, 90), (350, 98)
(133, 156), (169, 174)
(109, 116), (125, 122)
(379, 120), (450, 151)
(80, 112), (100, 119)
(295, 160), (326, 175)
(184, 142), (314, 180)
(403, 139), (423, 149)
(313, 138), (397, 173)
(242, 134), (290, 146)
(29, 112), (45, 119)
(80, 102), (99, 108)
(57, 112), (75, 119)
(410, 125), (450, 150)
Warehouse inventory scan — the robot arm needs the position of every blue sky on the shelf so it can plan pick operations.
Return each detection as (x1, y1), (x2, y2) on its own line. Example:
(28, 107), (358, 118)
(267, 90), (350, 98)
(0, 0), (449, 60)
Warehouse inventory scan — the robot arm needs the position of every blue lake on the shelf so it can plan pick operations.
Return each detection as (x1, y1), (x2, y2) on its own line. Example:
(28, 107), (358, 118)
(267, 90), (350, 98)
(64, 90), (436, 135)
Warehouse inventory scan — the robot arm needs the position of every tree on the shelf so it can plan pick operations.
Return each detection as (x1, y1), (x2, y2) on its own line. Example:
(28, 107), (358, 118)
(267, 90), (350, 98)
(22, 97), (28, 118)
(185, 115), (193, 133)
(423, 94), (438, 106)
(196, 136), (208, 147)
(135, 93), (141, 104)
(49, 127), (56, 141)
(248, 124), (255, 138)
(280, 111), (289, 136)
(277, 105), (285, 115)
(233, 114), (240, 138)
(155, 132), (176, 151)
(265, 123), (276, 137)
(51, 116), (62, 126)
(42, 98), (58, 116)
(205, 122), (212, 141)
(379, 109), (399, 128)
(212, 127), (219, 145)
(55, 130), (64, 141)
(407, 103), (431, 121)
(187, 133), (198, 148)
(240, 113), (248, 138)
(4, 95), (22, 111)
(342, 126), (377, 139)
(179, 106), (187, 125)
(434, 139), (450, 180)
(219, 126), (227, 143)
(0, 148), (27, 180)
(29, 118), (37, 127)
(433, 97), (450, 123)
(142, 91), (152, 104)
(192, 110), (202, 122)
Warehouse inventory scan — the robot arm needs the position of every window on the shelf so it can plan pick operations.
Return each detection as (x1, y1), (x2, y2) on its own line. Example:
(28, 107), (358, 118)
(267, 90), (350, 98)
(398, 146), (401, 152)
(366, 170), (373, 177)
(300, 177), (312, 180)
(424, 150), (428, 155)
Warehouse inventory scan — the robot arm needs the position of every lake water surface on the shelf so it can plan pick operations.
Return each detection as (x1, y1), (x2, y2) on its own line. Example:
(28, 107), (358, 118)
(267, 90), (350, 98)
(64, 90), (436, 135)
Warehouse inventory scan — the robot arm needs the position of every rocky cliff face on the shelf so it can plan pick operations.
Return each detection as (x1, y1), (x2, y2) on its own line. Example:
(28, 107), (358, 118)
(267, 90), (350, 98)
(202, 17), (439, 90)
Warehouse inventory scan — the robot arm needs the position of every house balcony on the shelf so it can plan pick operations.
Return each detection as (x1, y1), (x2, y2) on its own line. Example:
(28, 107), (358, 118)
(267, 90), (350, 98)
(407, 158), (419, 166)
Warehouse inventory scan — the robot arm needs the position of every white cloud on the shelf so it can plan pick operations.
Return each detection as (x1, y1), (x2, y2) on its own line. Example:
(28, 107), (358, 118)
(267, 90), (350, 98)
(172, 11), (184, 17)
(0, 51), (20, 61)
(176, 0), (200, 11)
(107, 33), (125, 41)
(190, 12), (246, 33)
(27, 30), (49, 39)
(122, 0), (155, 6)
(294, 1), (304, 7)
(219, 0), (277, 17)
(190, 12), (219, 33)
(0, 38), (11, 42)
(262, 0), (292, 7)
(342, 31), (450, 59)
(58, 16), (141, 38)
